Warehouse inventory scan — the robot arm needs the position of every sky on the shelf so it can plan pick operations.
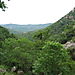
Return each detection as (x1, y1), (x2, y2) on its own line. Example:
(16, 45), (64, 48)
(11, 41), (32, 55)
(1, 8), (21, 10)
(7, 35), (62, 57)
(0, 0), (75, 24)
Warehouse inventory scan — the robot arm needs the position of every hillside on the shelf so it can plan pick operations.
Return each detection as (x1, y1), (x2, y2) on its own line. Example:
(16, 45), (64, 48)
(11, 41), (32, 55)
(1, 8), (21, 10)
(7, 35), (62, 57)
(0, 26), (14, 41)
(0, 23), (51, 34)
(0, 26), (15, 48)
(34, 8), (75, 44)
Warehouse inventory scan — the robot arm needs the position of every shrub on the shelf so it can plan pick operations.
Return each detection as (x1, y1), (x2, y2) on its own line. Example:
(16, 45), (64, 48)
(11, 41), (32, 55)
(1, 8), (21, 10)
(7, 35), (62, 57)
(33, 41), (71, 75)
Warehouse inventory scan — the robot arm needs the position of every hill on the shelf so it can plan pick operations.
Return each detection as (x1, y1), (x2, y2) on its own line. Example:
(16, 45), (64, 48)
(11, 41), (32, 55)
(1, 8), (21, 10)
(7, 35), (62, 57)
(0, 23), (51, 34)
(0, 26), (15, 48)
(0, 26), (13, 41)
(34, 8), (75, 44)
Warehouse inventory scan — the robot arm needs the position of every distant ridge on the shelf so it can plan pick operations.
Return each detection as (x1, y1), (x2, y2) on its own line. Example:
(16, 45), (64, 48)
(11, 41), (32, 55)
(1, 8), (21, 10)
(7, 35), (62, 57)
(0, 23), (51, 33)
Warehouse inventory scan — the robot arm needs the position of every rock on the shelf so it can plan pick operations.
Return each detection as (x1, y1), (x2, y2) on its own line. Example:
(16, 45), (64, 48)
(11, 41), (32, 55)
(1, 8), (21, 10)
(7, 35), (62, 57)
(0, 68), (6, 72)
(64, 42), (75, 49)
(11, 66), (17, 72)
(17, 70), (24, 75)
(64, 42), (75, 60)
(68, 16), (74, 20)
(0, 68), (6, 75)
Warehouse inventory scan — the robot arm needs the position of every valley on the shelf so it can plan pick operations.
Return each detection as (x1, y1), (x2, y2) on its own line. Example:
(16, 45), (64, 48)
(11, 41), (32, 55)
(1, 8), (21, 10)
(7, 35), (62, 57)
(0, 7), (75, 75)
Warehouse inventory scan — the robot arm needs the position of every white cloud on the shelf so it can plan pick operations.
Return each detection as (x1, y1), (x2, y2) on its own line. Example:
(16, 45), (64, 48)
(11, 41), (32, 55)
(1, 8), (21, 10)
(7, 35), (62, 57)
(0, 0), (75, 24)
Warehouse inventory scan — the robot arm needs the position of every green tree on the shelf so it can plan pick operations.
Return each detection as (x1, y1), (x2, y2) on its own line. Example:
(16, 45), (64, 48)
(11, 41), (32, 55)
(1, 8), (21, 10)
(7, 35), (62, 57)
(1, 38), (35, 73)
(33, 41), (71, 75)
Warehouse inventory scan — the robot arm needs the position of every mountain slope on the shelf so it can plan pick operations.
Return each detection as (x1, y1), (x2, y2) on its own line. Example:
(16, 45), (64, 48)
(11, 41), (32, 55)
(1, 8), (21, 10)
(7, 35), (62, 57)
(34, 8), (75, 44)
(0, 26), (15, 48)
(0, 26), (12, 41)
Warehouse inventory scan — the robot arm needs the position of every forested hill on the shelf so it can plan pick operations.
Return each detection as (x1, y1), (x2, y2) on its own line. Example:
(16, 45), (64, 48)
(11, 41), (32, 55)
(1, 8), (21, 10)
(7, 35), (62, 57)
(0, 26), (15, 48)
(34, 8), (75, 44)
(0, 26), (14, 41)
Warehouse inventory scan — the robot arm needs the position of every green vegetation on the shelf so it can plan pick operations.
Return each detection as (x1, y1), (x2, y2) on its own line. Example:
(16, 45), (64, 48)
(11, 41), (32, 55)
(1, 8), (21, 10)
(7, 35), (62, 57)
(0, 0), (10, 11)
(0, 5), (75, 75)
(0, 26), (15, 48)
(34, 9), (75, 44)
(0, 36), (75, 75)
(33, 42), (71, 75)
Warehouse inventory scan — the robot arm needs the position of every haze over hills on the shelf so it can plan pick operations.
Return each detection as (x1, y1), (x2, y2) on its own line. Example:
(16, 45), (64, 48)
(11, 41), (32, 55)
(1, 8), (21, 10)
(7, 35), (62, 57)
(0, 23), (51, 33)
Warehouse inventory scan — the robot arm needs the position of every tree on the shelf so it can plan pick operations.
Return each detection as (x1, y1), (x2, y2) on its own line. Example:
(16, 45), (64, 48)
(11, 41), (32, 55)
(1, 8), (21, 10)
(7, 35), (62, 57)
(0, 0), (10, 11)
(33, 41), (71, 75)
(1, 38), (35, 73)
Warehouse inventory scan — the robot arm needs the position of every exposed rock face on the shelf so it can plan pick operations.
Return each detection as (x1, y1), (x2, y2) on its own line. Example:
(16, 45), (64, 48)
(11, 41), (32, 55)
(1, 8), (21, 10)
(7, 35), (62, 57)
(64, 42), (75, 60)
(64, 42), (75, 49)
(64, 15), (75, 21)
(17, 70), (24, 75)
(69, 16), (74, 20)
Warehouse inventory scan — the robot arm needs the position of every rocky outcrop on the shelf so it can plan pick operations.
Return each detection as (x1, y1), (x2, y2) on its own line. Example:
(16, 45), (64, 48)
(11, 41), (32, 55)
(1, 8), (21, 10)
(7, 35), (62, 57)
(64, 42), (75, 49)
(64, 42), (75, 60)
(17, 70), (24, 75)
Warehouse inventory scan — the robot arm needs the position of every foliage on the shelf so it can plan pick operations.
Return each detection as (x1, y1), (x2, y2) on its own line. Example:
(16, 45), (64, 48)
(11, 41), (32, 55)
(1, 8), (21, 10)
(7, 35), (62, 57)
(33, 9), (75, 44)
(0, 6), (75, 75)
(5, 72), (16, 75)
(0, 26), (15, 48)
(0, 38), (36, 73)
(0, 0), (10, 11)
(33, 41), (71, 75)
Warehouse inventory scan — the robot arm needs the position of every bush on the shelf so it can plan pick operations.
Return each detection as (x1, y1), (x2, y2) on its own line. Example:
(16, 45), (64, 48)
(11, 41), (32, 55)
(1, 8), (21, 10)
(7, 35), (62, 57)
(33, 41), (71, 75)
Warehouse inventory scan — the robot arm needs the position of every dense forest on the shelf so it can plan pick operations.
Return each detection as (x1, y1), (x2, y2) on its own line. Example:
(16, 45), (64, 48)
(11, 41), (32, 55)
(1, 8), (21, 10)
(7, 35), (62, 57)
(0, 3), (75, 75)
